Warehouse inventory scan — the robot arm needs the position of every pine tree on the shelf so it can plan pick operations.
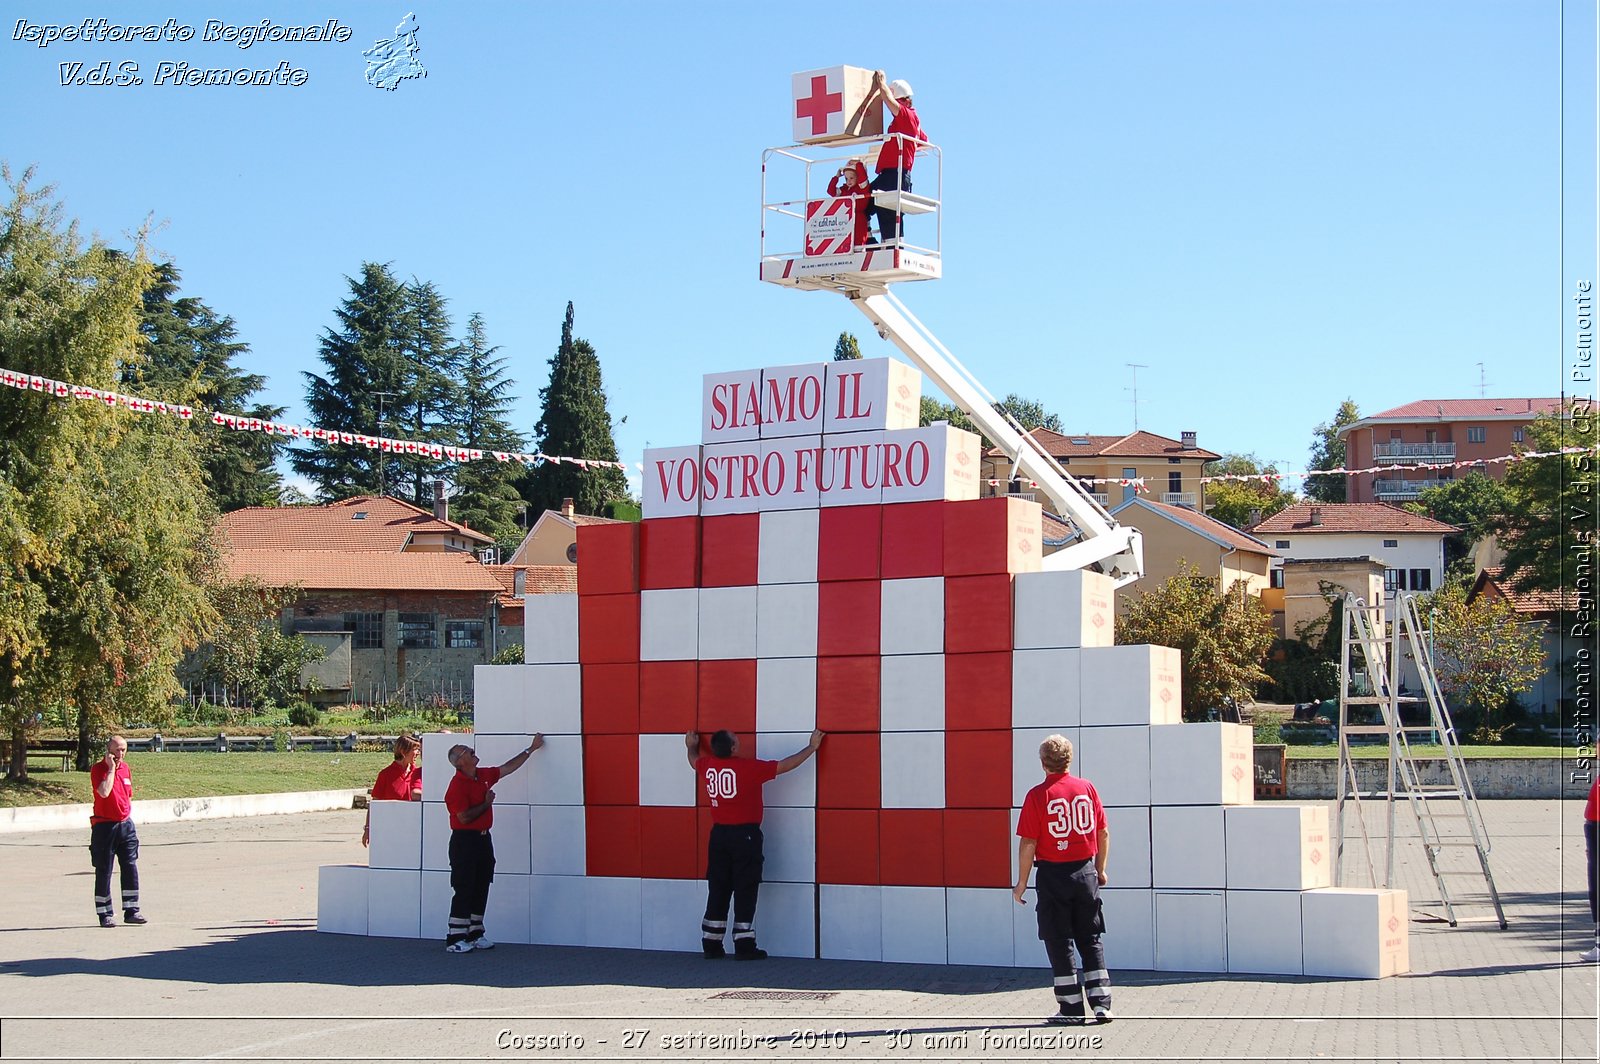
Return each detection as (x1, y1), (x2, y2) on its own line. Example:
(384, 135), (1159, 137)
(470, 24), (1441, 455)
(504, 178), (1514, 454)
(1305, 399), (1360, 503)
(449, 313), (528, 547)
(129, 262), (285, 511)
(833, 332), (863, 360)
(520, 303), (629, 516)
(293, 263), (411, 500)
(392, 279), (461, 506)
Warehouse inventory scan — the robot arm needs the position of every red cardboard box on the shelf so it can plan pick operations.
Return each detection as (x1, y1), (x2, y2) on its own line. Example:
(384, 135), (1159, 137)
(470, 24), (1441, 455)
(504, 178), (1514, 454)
(816, 809), (879, 884)
(880, 500), (944, 580)
(944, 574), (1013, 653)
(697, 659), (757, 733)
(578, 593), (640, 664)
(639, 660), (698, 732)
(816, 580), (881, 657)
(640, 516), (701, 590)
(943, 809), (1011, 887)
(639, 806), (699, 880)
(943, 497), (1043, 576)
(583, 733), (640, 806)
(576, 522), (639, 596)
(815, 732), (880, 808)
(581, 662), (640, 734)
(943, 730), (1012, 808)
(816, 656), (880, 732)
(944, 652), (1013, 731)
(818, 505), (883, 581)
(585, 806), (642, 879)
(700, 513), (760, 588)
(878, 809), (945, 887)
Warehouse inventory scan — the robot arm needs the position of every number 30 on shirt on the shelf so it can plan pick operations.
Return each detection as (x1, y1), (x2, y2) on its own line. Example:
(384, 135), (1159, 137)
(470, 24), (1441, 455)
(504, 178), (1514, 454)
(704, 767), (738, 805)
(1047, 795), (1096, 841)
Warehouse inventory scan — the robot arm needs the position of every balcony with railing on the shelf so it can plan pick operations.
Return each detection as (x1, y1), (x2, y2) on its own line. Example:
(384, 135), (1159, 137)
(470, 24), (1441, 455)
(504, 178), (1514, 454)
(1373, 477), (1449, 501)
(1373, 441), (1456, 463)
(1161, 492), (1197, 507)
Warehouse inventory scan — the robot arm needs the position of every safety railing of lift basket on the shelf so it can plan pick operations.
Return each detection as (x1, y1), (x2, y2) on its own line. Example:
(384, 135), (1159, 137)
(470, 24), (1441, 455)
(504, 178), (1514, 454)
(761, 134), (942, 262)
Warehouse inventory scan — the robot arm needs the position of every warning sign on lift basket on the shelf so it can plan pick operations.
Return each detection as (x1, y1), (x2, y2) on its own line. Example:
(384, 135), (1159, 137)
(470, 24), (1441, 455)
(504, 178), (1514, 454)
(805, 197), (855, 256)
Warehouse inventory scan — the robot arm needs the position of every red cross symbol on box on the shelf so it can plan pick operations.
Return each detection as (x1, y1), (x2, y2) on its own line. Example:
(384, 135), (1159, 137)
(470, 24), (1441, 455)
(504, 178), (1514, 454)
(795, 74), (843, 135)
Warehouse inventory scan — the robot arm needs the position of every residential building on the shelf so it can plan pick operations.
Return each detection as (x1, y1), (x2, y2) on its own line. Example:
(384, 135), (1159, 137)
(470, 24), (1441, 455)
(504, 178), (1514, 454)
(1338, 398), (1565, 504)
(1249, 502), (1457, 609)
(507, 497), (626, 566)
(1109, 497), (1277, 610)
(981, 428), (1219, 514)
(1468, 567), (1578, 717)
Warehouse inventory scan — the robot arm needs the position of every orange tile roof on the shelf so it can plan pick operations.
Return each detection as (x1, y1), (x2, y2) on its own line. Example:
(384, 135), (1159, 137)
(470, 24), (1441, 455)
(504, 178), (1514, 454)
(571, 513), (624, 526)
(1472, 567), (1580, 614)
(1249, 502), (1459, 535)
(990, 428), (1220, 461)
(225, 548), (504, 592)
(222, 495), (494, 551)
(1126, 498), (1278, 555)
(484, 564), (578, 607)
(1362, 398), (1565, 421)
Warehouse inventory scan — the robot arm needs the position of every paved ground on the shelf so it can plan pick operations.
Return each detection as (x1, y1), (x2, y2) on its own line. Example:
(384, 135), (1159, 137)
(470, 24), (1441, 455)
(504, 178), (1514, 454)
(0, 800), (1595, 1063)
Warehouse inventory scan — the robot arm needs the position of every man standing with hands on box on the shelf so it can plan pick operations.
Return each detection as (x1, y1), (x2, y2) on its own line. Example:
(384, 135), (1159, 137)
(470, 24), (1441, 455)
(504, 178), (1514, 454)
(687, 728), (823, 959)
(1013, 734), (1113, 1025)
(90, 735), (145, 928)
(442, 736), (543, 953)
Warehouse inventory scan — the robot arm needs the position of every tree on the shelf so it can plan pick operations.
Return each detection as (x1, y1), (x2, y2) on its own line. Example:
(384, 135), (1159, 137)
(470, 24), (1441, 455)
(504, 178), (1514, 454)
(833, 332), (862, 361)
(448, 313), (528, 548)
(129, 262), (285, 511)
(1406, 473), (1510, 574)
(186, 579), (324, 711)
(1305, 399), (1360, 503)
(520, 302), (629, 516)
(1494, 413), (1597, 594)
(995, 393), (1063, 433)
(1202, 453), (1298, 528)
(391, 279), (462, 506)
(293, 262), (411, 500)
(1116, 563), (1275, 721)
(1423, 580), (1546, 741)
(919, 394), (978, 436)
(0, 167), (220, 775)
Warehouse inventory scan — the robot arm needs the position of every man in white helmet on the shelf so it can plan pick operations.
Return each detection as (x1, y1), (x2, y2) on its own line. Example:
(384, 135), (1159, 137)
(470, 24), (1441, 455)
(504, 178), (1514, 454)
(866, 70), (925, 244)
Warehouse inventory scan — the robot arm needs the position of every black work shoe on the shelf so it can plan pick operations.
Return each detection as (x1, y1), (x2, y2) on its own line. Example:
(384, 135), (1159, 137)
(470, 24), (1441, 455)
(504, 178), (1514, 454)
(123, 910), (147, 925)
(733, 944), (768, 961)
(1093, 1007), (1114, 1024)
(99, 915), (116, 928)
(702, 942), (726, 959)
(1045, 1012), (1085, 1026)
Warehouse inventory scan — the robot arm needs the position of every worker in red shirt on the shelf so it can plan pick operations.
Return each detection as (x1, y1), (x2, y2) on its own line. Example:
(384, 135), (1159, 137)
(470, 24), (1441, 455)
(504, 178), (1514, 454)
(826, 158), (873, 250)
(442, 736), (543, 953)
(1013, 734), (1113, 1026)
(362, 733), (422, 847)
(686, 727), (823, 959)
(89, 735), (145, 928)
(866, 69), (926, 245)
(1583, 777), (1600, 963)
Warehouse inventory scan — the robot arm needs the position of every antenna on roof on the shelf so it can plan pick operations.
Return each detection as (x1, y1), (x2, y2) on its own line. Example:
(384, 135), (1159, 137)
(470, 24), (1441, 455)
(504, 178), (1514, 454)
(1475, 363), (1486, 398)
(1125, 363), (1148, 431)
(373, 391), (401, 497)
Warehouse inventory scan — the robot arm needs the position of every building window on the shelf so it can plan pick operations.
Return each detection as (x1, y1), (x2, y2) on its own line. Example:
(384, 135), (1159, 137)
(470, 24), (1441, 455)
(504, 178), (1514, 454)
(445, 621), (484, 649)
(1270, 569), (1285, 589)
(1168, 456), (1181, 464)
(1383, 539), (1398, 548)
(344, 612), (383, 650)
(1384, 569), (1404, 592)
(1408, 569), (1432, 591)
(1513, 427), (1524, 443)
(1466, 426), (1486, 444)
(1275, 540), (1290, 550)
(1168, 471), (1182, 494)
(399, 613), (436, 649)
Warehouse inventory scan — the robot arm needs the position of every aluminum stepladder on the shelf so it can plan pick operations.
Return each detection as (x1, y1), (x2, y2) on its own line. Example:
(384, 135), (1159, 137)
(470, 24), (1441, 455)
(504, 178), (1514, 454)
(1333, 592), (1507, 928)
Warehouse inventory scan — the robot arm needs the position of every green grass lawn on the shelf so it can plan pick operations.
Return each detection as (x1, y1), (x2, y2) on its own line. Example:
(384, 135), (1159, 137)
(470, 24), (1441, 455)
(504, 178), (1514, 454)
(1285, 745), (1565, 759)
(0, 751), (392, 808)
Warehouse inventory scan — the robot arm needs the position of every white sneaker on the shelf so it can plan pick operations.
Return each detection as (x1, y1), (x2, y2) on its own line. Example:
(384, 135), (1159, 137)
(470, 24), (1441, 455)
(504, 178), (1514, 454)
(445, 940), (474, 954)
(1093, 1007), (1115, 1024)
(1579, 946), (1600, 963)
(471, 936), (496, 950)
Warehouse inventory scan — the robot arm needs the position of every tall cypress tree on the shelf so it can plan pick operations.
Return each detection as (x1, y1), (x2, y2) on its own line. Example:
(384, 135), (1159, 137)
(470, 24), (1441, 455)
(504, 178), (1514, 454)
(293, 263), (411, 500)
(449, 312), (527, 546)
(128, 262), (285, 511)
(520, 302), (628, 516)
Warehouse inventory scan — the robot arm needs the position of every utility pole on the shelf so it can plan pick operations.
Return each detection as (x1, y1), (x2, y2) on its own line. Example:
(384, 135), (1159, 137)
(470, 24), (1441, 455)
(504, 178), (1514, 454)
(374, 391), (400, 497)
(1125, 363), (1149, 431)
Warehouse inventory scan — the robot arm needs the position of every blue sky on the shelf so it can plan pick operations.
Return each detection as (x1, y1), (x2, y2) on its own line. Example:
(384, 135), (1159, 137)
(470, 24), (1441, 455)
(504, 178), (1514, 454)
(5, 1), (1595, 496)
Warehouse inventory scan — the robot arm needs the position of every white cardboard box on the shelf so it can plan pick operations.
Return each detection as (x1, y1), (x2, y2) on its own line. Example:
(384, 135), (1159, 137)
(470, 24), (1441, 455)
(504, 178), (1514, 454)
(1149, 722), (1254, 806)
(638, 733), (697, 807)
(1154, 889), (1227, 972)
(1010, 649), (1081, 729)
(641, 445), (703, 519)
(1105, 805), (1152, 889)
(583, 876), (644, 949)
(820, 884), (882, 961)
(642, 878), (707, 953)
(759, 435), (825, 509)
(756, 583), (819, 658)
(366, 868), (422, 939)
(640, 589), (700, 661)
(420, 868), (451, 941)
(1079, 645), (1182, 727)
(879, 578), (944, 655)
(758, 732), (817, 808)
(1301, 888), (1409, 978)
(880, 732), (945, 808)
(529, 805), (587, 875)
(880, 654), (944, 731)
(754, 880), (817, 959)
(756, 658), (818, 734)
(367, 800), (422, 870)
(523, 594), (579, 664)
(527, 664), (583, 735)
(1224, 805), (1332, 891)
(758, 508), (820, 584)
(699, 441), (767, 517)
(818, 431), (885, 507)
(1013, 570), (1116, 651)
(1075, 725), (1150, 807)
(1012, 728), (1079, 808)
(316, 865), (368, 936)
(470, 736), (533, 805)
(1099, 888), (1155, 971)
(879, 423), (981, 505)
(1226, 889), (1303, 975)
(421, 734), (464, 803)
(882, 886), (948, 964)
(698, 585), (759, 660)
(945, 887), (1015, 967)
(1011, 894), (1049, 969)
(763, 806), (817, 883)
(525, 734), (584, 806)
(489, 805), (531, 875)
(484, 872), (531, 945)
(421, 801), (451, 871)
(1151, 806), (1227, 890)
(473, 664), (527, 734)
(702, 367), (764, 444)
(757, 362), (826, 438)
(529, 874), (588, 946)
(822, 358), (920, 434)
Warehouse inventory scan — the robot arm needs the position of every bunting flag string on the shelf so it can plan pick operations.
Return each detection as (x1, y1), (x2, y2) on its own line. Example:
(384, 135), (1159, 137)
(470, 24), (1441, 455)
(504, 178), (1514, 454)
(0, 366), (629, 472)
